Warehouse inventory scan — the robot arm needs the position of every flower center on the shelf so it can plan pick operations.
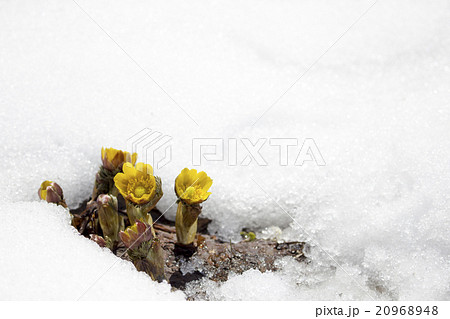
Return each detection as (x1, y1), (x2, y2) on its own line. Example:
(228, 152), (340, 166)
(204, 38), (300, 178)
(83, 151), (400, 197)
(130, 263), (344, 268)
(183, 185), (204, 200)
(134, 185), (146, 198)
(184, 186), (196, 198)
(127, 176), (155, 199)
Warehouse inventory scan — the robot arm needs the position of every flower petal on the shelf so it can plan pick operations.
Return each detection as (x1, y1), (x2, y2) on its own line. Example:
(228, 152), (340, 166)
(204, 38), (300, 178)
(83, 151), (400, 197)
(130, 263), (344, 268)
(131, 153), (137, 165)
(113, 173), (129, 196)
(122, 162), (137, 178)
(138, 163), (153, 176)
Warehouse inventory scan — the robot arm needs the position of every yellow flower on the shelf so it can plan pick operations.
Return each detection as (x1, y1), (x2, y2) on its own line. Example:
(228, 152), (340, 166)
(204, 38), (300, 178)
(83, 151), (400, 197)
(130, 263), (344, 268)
(114, 162), (157, 205)
(175, 168), (212, 205)
(101, 147), (137, 171)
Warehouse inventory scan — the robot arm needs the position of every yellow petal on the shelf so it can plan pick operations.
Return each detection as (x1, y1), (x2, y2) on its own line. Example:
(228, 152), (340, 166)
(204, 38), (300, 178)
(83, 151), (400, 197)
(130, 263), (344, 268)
(39, 180), (53, 200)
(202, 192), (212, 201)
(135, 162), (153, 176)
(122, 162), (137, 178)
(113, 173), (129, 196)
(106, 148), (115, 161)
(202, 178), (213, 192)
(188, 169), (198, 185)
(179, 168), (190, 184)
(196, 171), (212, 188)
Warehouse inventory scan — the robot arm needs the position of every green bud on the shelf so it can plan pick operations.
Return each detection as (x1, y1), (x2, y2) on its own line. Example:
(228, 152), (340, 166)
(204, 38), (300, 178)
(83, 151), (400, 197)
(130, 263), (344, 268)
(97, 194), (120, 244)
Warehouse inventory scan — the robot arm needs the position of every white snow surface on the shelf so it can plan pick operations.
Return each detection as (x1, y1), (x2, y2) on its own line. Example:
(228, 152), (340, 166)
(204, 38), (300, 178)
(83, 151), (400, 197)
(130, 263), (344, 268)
(0, 202), (184, 300)
(1, 0), (450, 300)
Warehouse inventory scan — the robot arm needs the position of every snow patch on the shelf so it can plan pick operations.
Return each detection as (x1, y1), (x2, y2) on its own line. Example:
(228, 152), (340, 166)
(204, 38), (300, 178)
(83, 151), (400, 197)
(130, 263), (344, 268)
(0, 202), (184, 300)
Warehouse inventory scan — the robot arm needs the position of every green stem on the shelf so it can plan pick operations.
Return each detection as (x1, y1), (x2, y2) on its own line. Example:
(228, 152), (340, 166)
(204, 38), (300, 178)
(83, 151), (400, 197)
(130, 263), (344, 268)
(126, 201), (155, 236)
(175, 201), (202, 245)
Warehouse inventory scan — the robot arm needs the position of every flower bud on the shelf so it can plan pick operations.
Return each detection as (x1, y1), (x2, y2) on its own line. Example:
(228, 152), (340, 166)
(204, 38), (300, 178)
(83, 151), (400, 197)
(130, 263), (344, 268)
(90, 234), (107, 248)
(101, 147), (137, 172)
(97, 194), (120, 243)
(38, 181), (67, 207)
(119, 220), (153, 250)
(122, 221), (166, 282)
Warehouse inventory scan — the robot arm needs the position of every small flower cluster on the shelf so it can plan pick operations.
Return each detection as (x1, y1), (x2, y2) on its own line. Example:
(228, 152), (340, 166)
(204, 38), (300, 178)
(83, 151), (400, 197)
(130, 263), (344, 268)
(38, 147), (212, 282)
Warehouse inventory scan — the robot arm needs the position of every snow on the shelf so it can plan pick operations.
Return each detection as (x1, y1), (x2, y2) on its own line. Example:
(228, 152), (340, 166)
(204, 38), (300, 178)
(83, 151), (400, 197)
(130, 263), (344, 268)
(1, 0), (450, 300)
(0, 202), (184, 300)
